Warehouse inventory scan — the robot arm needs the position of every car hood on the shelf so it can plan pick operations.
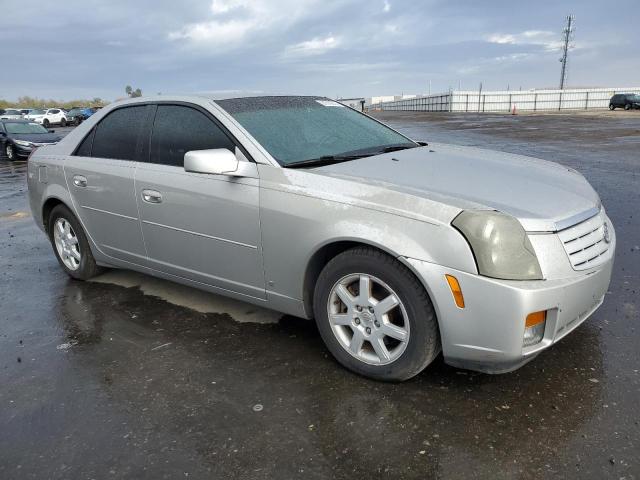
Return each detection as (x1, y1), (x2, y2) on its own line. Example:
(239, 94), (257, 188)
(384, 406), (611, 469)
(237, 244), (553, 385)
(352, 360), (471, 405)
(11, 133), (61, 143)
(313, 143), (600, 232)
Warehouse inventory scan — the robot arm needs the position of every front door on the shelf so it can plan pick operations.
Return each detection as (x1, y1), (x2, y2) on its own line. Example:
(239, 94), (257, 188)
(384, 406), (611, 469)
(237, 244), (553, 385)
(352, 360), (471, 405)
(63, 105), (149, 266)
(134, 104), (265, 299)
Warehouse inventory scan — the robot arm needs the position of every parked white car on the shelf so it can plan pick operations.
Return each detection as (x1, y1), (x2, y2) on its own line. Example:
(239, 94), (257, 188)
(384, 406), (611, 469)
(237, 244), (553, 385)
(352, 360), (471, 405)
(25, 108), (69, 128)
(0, 109), (24, 120)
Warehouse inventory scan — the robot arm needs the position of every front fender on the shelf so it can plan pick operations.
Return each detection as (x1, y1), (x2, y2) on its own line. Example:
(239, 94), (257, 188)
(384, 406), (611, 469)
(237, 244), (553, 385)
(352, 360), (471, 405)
(258, 166), (477, 305)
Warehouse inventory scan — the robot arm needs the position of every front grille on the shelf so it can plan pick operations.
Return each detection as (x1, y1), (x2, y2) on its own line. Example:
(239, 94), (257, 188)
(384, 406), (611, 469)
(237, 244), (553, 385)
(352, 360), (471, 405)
(558, 210), (610, 270)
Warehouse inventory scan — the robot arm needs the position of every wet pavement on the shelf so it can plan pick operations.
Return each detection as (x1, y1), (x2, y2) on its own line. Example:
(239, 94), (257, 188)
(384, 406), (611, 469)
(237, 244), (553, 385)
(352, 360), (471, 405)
(1, 114), (639, 479)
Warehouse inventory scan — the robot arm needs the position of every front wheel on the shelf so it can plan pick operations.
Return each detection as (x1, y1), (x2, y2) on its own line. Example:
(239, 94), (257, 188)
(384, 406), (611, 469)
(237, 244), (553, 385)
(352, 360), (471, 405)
(609, 104), (615, 110)
(48, 204), (103, 280)
(43, 119), (50, 128)
(61, 118), (67, 127)
(5, 143), (15, 161)
(313, 247), (440, 381)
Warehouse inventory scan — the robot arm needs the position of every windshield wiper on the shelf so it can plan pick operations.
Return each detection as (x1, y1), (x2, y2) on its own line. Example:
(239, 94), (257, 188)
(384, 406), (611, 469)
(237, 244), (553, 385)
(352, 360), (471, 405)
(284, 154), (371, 169)
(378, 144), (420, 153)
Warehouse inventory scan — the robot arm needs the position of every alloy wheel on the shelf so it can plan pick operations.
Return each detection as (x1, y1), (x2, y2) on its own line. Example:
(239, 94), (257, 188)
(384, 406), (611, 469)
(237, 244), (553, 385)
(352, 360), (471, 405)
(327, 273), (410, 365)
(53, 218), (81, 270)
(6, 144), (14, 160)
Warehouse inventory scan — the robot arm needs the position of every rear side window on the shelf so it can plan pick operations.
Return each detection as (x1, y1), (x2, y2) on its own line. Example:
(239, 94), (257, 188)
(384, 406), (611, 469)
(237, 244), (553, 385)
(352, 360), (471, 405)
(91, 106), (147, 160)
(149, 105), (235, 167)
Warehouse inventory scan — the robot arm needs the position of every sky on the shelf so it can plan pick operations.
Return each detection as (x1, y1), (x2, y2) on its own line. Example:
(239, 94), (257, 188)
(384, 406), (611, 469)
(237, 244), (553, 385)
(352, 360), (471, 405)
(1, 0), (638, 101)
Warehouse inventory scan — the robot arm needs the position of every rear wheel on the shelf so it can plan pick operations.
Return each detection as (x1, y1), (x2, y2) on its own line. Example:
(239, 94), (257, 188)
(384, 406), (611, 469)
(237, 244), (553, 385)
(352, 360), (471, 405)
(624, 104), (631, 110)
(48, 204), (103, 280)
(61, 118), (67, 127)
(313, 247), (440, 381)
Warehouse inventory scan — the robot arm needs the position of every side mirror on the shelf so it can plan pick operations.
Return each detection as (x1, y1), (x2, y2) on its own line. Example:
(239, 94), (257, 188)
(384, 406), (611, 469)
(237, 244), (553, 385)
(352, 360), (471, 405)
(48, 129), (55, 133)
(184, 148), (239, 175)
(416, 141), (428, 147)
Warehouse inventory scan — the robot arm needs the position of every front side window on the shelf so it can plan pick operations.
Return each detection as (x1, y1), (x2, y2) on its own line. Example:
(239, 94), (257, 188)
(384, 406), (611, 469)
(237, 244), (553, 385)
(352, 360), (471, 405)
(91, 106), (147, 160)
(149, 105), (235, 167)
(216, 96), (414, 166)
(30, 109), (46, 115)
(49, 109), (60, 114)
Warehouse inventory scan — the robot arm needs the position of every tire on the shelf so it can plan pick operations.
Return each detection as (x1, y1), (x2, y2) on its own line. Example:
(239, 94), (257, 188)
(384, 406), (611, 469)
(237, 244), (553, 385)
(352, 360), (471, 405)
(48, 204), (103, 280)
(75, 118), (81, 126)
(609, 104), (615, 110)
(61, 118), (67, 127)
(43, 119), (50, 128)
(5, 143), (15, 161)
(313, 247), (440, 381)
(624, 104), (631, 111)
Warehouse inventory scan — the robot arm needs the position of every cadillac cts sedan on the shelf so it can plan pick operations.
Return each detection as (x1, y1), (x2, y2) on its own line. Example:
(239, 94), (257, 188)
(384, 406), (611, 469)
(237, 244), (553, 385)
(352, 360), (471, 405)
(27, 95), (615, 381)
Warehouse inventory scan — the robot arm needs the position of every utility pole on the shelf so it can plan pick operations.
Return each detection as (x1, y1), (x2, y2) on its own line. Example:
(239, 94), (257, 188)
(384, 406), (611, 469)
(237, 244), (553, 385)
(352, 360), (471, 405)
(559, 14), (574, 90)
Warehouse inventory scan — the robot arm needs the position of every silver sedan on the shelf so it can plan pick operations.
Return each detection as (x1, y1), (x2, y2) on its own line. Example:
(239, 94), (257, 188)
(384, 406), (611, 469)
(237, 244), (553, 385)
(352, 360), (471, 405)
(27, 95), (615, 381)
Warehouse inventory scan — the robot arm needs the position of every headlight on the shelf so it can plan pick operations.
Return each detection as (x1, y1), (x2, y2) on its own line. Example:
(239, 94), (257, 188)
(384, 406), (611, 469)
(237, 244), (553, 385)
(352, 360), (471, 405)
(452, 210), (543, 280)
(14, 140), (32, 147)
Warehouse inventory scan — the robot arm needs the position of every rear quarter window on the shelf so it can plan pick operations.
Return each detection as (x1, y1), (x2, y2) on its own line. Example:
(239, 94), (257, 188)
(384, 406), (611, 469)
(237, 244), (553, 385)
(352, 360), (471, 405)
(74, 128), (95, 157)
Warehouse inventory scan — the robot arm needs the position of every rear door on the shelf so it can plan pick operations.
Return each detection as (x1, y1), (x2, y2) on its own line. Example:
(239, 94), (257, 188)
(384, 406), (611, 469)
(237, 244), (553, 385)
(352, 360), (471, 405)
(134, 103), (265, 298)
(64, 105), (149, 265)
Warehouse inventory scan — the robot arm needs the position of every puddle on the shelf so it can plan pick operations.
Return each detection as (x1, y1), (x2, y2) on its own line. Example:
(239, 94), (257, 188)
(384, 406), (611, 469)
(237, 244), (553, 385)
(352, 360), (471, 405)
(0, 211), (30, 219)
(90, 270), (282, 324)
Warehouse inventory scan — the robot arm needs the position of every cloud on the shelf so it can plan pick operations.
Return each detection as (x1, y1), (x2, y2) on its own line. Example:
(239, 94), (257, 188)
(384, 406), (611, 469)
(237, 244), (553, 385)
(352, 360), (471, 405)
(168, 0), (334, 48)
(486, 30), (563, 51)
(283, 35), (341, 57)
(383, 0), (391, 13)
(168, 19), (256, 46)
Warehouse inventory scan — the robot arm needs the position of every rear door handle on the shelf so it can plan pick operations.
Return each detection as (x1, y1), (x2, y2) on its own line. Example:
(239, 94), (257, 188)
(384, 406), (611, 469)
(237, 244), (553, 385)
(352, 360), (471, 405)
(142, 189), (162, 204)
(73, 175), (87, 187)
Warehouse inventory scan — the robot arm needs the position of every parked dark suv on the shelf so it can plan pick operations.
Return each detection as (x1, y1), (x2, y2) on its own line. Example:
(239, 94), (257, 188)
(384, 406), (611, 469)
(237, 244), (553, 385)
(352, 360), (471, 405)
(609, 93), (640, 110)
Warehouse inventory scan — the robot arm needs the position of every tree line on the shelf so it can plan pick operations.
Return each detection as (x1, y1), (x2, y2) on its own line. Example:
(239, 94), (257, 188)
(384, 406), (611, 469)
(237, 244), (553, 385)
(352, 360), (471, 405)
(0, 96), (107, 110)
(1, 86), (144, 110)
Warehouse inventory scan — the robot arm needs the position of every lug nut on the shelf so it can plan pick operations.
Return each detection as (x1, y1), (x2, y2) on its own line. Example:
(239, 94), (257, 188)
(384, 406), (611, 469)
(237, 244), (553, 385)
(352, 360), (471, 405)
(356, 306), (363, 312)
(366, 327), (371, 334)
(368, 306), (374, 313)
(374, 321), (380, 328)
(354, 318), (360, 325)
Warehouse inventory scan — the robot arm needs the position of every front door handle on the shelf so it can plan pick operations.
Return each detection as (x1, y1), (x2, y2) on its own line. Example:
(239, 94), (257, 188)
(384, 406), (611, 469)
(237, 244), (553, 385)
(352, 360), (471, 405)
(142, 189), (162, 204)
(73, 175), (87, 187)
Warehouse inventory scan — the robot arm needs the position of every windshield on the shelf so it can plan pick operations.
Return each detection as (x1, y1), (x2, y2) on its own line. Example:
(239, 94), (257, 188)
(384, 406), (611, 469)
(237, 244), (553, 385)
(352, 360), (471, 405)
(5, 122), (49, 134)
(29, 109), (46, 115)
(216, 96), (415, 166)
(5, 109), (21, 115)
(68, 109), (81, 115)
(631, 94), (640, 101)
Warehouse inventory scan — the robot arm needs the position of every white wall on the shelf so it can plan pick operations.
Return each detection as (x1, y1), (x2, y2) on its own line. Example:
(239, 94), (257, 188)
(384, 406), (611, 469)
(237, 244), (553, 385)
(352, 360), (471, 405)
(376, 87), (640, 112)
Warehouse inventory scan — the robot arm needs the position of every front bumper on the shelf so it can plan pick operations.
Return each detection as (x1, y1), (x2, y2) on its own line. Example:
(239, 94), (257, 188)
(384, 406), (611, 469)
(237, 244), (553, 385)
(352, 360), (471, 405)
(13, 143), (33, 156)
(406, 251), (614, 374)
